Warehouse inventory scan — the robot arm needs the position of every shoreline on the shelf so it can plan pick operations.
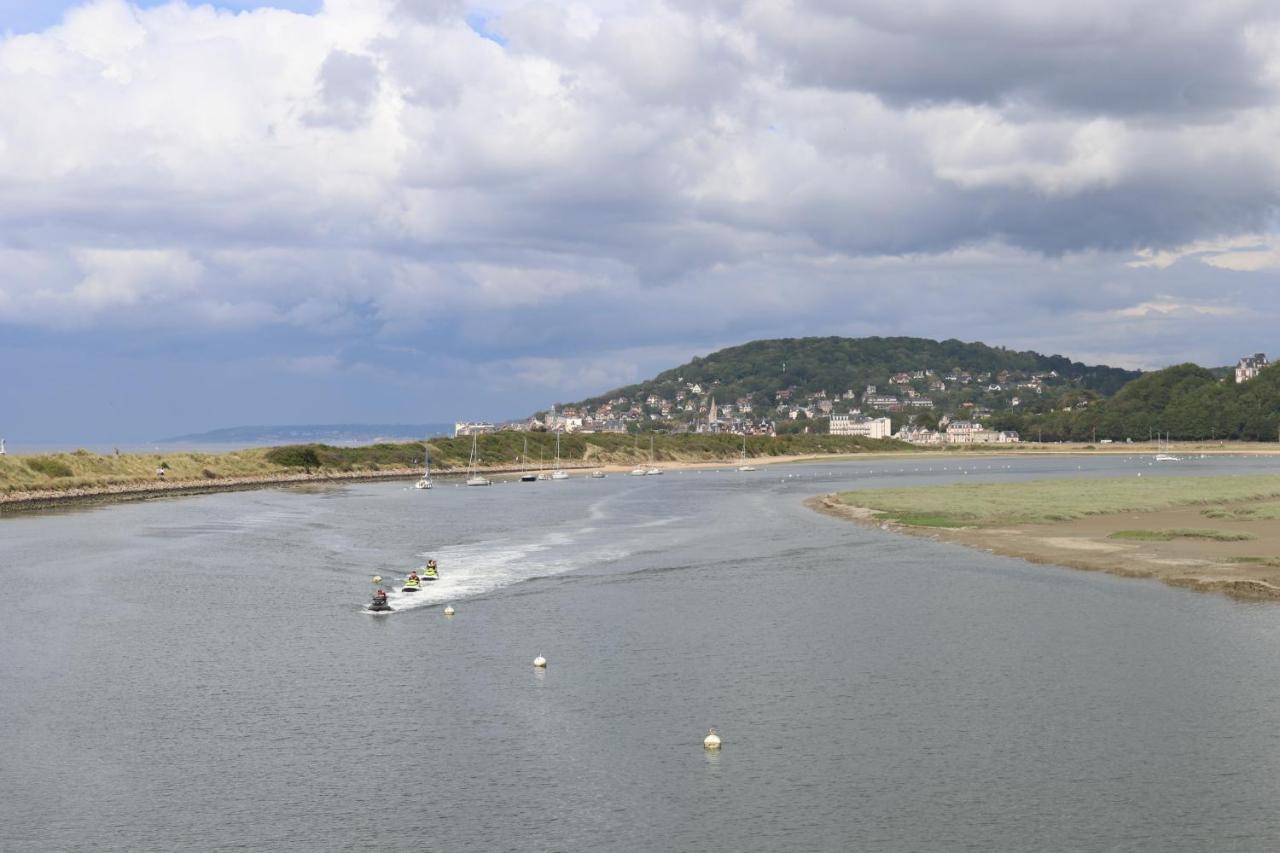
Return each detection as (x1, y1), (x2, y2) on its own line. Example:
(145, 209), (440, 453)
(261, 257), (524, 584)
(0, 452), (841, 512)
(808, 493), (1280, 602)
(10, 440), (1280, 514)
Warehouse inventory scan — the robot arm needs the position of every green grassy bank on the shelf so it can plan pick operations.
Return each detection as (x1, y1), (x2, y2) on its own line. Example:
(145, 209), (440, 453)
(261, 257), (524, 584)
(836, 474), (1280, 528)
(0, 432), (908, 496)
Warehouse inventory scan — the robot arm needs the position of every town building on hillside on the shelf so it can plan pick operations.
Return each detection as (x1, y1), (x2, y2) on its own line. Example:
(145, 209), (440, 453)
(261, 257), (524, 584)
(895, 426), (943, 444)
(830, 414), (892, 439)
(454, 421), (496, 437)
(944, 421), (1020, 444)
(1237, 353), (1270, 383)
(863, 393), (900, 409)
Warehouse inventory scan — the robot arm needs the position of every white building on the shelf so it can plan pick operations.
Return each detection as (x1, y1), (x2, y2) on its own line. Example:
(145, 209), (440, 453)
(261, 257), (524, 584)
(830, 414), (892, 439)
(1236, 353), (1269, 383)
(944, 421), (1019, 444)
(895, 426), (943, 444)
(454, 421), (496, 437)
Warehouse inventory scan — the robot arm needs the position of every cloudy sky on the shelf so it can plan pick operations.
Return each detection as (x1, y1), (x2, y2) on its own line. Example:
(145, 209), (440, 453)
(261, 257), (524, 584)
(3, 0), (1280, 441)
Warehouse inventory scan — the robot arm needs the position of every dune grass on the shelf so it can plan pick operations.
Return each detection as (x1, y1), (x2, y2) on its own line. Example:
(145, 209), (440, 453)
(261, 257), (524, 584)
(0, 447), (302, 494)
(1109, 528), (1256, 542)
(838, 474), (1280, 529)
(1, 431), (912, 496)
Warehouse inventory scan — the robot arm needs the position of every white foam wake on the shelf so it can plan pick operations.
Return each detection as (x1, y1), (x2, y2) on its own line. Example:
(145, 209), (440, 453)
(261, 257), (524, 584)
(374, 526), (629, 613)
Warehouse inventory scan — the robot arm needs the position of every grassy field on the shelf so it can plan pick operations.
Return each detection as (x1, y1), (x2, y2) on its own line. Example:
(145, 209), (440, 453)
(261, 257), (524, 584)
(0, 432), (910, 495)
(837, 474), (1280, 528)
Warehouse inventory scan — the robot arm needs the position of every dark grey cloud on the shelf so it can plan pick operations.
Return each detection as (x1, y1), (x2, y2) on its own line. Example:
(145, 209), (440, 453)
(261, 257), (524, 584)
(745, 0), (1280, 118)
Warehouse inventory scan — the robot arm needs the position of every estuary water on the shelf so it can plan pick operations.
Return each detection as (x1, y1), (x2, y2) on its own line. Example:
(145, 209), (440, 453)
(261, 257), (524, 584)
(6, 454), (1280, 851)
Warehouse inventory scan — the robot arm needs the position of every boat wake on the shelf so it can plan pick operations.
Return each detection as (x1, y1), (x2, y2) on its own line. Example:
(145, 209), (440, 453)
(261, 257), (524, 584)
(374, 526), (632, 613)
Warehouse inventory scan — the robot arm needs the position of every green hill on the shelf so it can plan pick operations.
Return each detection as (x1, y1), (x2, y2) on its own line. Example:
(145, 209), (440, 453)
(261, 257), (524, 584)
(989, 362), (1280, 442)
(547, 336), (1141, 430)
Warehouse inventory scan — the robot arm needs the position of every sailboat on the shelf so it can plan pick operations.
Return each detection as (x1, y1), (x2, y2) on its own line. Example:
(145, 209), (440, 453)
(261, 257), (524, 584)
(536, 445), (551, 480)
(465, 432), (492, 486)
(645, 434), (663, 475)
(629, 432), (647, 476)
(520, 436), (537, 482)
(550, 428), (569, 479)
(414, 442), (433, 489)
(737, 433), (756, 472)
(1154, 431), (1181, 462)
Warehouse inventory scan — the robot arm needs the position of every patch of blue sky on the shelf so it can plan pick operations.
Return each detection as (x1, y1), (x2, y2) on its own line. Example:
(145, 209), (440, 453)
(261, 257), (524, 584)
(466, 11), (505, 46)
(0, 0), (320, 37)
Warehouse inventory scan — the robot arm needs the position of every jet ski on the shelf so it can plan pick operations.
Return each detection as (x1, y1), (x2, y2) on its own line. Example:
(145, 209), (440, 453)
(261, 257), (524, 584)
(368, 589), (393, 612)
(422, 563), (439, 581)
(402, 575), (422, 593)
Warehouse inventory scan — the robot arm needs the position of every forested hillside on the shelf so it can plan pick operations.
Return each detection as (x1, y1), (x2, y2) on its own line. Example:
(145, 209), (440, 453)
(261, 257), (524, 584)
(572, 337), (1138, 411)
(989, 363), (1280, 441)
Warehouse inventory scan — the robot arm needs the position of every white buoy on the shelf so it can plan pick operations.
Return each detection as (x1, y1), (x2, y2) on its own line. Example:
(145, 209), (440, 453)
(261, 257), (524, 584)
(533, 655), (547, 668)
(703, 728), (721, 750)
(444, 605), (455, 616)
(372, 575), (382, 584)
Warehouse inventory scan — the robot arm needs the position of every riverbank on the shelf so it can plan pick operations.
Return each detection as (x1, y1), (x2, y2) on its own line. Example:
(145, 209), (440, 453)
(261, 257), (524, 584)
(0, 451), (844, 512)
(812, 474), (1280, 601)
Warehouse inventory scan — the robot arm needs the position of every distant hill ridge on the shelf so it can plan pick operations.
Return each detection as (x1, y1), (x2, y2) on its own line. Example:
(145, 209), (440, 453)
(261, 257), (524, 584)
(161, 424), (454, 444)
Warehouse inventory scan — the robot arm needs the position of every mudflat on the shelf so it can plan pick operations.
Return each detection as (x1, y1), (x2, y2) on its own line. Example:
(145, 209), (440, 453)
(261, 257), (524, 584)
(814, 477), (1280, 601)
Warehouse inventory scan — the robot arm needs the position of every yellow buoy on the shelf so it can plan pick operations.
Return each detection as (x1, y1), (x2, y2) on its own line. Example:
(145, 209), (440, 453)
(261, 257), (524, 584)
(703, 728), (721, 750)
(533, 655), (547, 668)
(444, 605), (455, 616)
(372, 575), (382, 584)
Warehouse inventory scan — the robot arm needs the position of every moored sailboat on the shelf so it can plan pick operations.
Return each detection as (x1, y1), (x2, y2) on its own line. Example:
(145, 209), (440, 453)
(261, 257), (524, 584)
(465, 432), (492, 486)
(520, 437), (537, 481)
(415, 442), (433, 489)
(645, 434), (662, 475)
(550, 427), (569, 479)
(737, 433), (756, 471)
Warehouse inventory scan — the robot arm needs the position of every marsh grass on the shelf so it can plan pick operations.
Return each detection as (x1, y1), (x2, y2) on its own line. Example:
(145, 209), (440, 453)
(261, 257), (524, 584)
(1228, 556), (1280, 567)
(1109, 528), (1256, 542)
(1201, 501), (1280, 520)
(840, 475), (1280, 528)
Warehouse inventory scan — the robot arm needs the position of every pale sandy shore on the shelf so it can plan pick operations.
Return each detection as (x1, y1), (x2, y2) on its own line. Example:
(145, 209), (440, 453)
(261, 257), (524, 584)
(809, 494), (1280, 602)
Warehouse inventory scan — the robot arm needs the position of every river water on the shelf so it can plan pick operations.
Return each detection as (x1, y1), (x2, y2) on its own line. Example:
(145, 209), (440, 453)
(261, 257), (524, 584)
(5, 454), (1280, 852)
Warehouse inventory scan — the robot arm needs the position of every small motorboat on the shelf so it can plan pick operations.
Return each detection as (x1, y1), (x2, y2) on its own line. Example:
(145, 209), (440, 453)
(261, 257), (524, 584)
(368, 590), (393, 612)
(590, 470), (606, 478)
(402, 575), (422, 593)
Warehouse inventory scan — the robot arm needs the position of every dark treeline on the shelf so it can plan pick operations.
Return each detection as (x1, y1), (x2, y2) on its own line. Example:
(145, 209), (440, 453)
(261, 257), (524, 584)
(989, 363), (1280, 442)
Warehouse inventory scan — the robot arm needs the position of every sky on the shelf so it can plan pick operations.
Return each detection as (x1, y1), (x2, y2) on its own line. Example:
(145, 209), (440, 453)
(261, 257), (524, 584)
(3, 0), (1280, 442)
